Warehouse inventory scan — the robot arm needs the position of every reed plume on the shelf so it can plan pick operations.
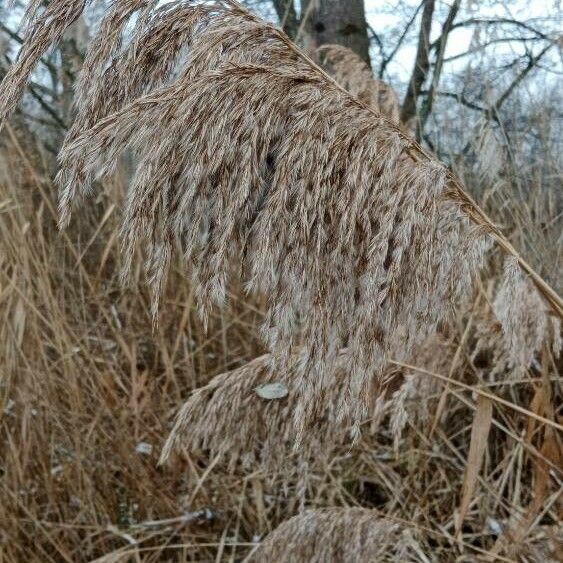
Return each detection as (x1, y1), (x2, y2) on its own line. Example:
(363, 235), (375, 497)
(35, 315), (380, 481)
(1, 0), (560, 430)
(317, 44), (401, 122)
(245, 508), (427, 562)
(159, 352), (402, 469)
(0, 0), (86, 124)
(473, 122), (505, 183)
(160, 335), (453, 468)
(473, 258), (561, 379)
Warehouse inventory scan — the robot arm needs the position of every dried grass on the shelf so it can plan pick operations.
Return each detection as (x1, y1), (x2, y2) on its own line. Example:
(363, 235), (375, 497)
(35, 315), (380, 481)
(0, 0), (498, 429)
(473, 258), (561, 380)
(160, 352), (396, 469)
(0, 2), (562, 562)
(0, 150), (560, 560)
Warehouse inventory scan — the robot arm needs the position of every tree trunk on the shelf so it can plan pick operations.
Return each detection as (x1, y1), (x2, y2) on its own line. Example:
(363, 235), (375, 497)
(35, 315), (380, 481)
(272, 0), (300, 38)
(400, 0), (435, 125)
(302, 0), (371, 67)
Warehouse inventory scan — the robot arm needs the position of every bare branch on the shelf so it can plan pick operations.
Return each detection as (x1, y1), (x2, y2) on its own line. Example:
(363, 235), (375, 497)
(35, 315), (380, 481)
(424, 89), (487, 113)
(489, 45), (552, 117)
(378, 1), (423, 79)
(0, 21), (61, 78)
(442, 36), (545, 63)
(418, 0), (462, 131)
(449, 18), (554, 42)
(2, 53), (66, 130)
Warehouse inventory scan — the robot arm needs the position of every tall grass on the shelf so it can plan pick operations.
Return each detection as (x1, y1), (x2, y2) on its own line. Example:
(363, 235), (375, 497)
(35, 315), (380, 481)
(0, 139), (561, 560)
(0, 0), (506, 433)
(0, 1), (561, 561)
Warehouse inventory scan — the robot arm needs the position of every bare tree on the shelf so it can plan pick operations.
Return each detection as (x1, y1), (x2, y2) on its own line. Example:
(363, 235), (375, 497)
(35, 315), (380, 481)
(400, 0), (435, 125)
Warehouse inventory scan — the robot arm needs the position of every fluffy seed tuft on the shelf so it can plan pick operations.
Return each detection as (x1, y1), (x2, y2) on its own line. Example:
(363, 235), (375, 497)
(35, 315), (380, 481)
(317, 44), (401, 122)
(246, 508), (427, 562)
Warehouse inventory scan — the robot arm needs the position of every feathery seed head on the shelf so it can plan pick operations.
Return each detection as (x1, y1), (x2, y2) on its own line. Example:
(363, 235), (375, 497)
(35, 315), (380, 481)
(317, 44), (401, 122)
(1, 0), (491, 428)
(246, 508), (426, 562)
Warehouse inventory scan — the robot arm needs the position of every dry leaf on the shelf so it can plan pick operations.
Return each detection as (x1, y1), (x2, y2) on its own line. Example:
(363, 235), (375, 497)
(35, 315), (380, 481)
(255, 382), (289, 400)
(456, 395), (493, 537)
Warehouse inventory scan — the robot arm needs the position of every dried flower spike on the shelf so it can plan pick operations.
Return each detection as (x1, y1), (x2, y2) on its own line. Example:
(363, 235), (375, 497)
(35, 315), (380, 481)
(317, 44), (401, 122)
(245, 508), (427, 562)
(0, 2), (560, 426)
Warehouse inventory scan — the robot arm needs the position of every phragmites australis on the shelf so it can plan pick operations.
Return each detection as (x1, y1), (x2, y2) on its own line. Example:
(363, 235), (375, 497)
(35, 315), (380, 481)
(473, 258), (561, 380)
(0, 1), (561, 433)
(245, 508), (427, 562)
(0, 0), (86, 122)
(159, 336), (454, 468)
(316, 44), (401, 123)
(473, 122), (505, 183)
(159, 352), (400, 469)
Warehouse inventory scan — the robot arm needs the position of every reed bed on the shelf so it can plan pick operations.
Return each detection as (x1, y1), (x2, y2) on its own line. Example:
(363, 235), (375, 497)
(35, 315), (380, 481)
(1, 128), (561, 562)
(0, 0), (499, 434)
(0, 1), (561, 561)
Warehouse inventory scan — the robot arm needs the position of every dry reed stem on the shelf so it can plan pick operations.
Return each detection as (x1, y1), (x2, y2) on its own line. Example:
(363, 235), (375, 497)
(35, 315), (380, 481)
(456, 395), (493, 537)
